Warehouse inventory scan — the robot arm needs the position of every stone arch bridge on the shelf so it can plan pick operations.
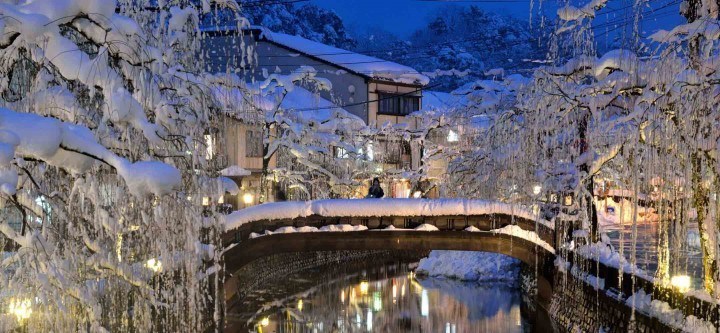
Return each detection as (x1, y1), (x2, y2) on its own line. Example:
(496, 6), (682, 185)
(221, 199), (558, 306)
(219, 199), (720, 332)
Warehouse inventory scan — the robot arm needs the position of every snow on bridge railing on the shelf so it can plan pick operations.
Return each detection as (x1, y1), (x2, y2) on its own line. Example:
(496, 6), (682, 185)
(223, 198), (553, 231)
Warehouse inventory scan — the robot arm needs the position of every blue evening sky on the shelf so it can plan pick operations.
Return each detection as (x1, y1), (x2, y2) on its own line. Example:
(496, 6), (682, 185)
(309, 0), (685, 39)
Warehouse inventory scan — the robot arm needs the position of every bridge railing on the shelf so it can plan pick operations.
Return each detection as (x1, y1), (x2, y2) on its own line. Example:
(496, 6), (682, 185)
(221, 199), (555, 247)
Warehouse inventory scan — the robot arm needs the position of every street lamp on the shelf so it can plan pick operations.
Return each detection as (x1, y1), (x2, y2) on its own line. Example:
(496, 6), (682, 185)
(670, 275), (691, 293)
(145, 258), (163, 273)
(359, 281), (369, 295)
(8, 298), (32, 321)
(243, 193), (254, 205)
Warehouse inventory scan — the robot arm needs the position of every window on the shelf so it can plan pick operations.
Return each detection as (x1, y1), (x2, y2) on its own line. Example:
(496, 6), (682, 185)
(334, 146), (349, 159)
(245, 130), (263, 158)
(447, 130), (459, 142)
(377, 93), (420, 116)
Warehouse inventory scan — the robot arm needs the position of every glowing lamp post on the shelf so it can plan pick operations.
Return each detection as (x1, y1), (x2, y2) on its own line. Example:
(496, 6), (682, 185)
(145, 258), (163, 273)
(8, 298), (32, 322)
(242, 193), (254, 205)
(359, 281), (369, 295)
(670, 275), (691, 293)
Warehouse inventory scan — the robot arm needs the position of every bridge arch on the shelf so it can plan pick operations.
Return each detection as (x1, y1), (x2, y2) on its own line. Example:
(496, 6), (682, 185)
(221, 199), (558, 307)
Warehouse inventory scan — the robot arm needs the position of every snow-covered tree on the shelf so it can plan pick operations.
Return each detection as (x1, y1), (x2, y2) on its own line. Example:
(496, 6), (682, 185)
(0, 0), (242, 331)
(356, 5), (548, 91)
(211, 67), (374, 201)
(236, 2), (355, 49)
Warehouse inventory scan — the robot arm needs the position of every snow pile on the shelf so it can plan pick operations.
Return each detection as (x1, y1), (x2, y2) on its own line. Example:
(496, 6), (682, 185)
(225, 198), (550, 231)
(490, 225), (555, 254)
(319, 224), (368, 232)
(414, 224), (440, 231)
(220, 165), (251, 177)
(416, 250), (521, 282)
(575, 242), (647, 277)
(248, 224), (368, 238)
(626, 290), (716, 333)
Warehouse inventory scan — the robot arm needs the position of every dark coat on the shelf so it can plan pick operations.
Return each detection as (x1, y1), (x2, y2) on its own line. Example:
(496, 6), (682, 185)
(368, 186), (384, 198)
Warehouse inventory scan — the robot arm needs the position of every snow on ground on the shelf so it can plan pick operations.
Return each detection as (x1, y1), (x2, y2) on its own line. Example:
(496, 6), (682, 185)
(575, 242), (648, 278)
(224, 198), (551, 231)
(626, 290), (716, 333)
(416, 250), (520, 282)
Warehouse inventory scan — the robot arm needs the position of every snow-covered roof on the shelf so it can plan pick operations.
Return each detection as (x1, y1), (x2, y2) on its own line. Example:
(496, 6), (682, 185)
(252, 27), (430, 86)
(211, 77), (366, 131)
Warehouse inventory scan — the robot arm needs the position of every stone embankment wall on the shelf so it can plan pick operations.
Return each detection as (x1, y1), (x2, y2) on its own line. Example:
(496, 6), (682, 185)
(550, 271), (674, 333)
(228, 249), (427, 300)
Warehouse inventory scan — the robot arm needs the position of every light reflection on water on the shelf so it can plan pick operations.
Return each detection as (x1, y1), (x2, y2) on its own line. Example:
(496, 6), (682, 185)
(604, 222), (704, 287)
(249, 272), (530, 333)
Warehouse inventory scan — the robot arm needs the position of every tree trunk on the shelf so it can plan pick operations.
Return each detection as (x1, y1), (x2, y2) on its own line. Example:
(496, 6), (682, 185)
(578, 110), (600, 242)
(260, 123), (272, 204)
(691, 152), (718, 294)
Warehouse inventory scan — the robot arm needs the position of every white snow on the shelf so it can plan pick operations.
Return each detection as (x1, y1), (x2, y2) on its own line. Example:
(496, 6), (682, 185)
(626, 290), (716, 333)
(0, 108), (182, 197)
(414, 224), (440, 231)
(416, 250), (520, 282)
(220, 165), (251, 177)
(257, 27), (430, 86)
(575, 242), (647, 277)
(224, 198), (551, 231)
(490, 225), (555, 254)
(595, 197), (658, 227)
(247, 224), (368, 238)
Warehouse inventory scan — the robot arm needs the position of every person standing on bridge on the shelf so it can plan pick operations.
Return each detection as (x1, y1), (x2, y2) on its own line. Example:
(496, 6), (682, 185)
(367, 177), (385, 198)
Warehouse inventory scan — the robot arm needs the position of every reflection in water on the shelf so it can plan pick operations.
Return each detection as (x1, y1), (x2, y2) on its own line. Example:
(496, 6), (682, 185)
(604, 222), (703, 287)
(247, 271), (531, 333)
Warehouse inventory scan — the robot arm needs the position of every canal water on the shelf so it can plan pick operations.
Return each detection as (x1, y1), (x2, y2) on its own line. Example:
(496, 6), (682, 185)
(228, 259), (550, 333)
(603, 222), (704, 288)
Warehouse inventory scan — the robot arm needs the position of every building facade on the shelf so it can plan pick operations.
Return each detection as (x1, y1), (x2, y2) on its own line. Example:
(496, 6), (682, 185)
(204, 27), (431, 206)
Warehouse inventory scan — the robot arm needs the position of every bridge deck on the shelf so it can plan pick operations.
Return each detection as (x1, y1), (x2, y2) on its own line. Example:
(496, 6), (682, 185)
(222, 198), (555, 246)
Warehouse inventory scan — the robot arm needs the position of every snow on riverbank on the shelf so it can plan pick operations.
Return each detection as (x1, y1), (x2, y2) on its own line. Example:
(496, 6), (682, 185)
(575, 242), (648, 278)
(225, 199), (551, 231)
(626, 290), (716, 333)
(416, 250), (521, 282)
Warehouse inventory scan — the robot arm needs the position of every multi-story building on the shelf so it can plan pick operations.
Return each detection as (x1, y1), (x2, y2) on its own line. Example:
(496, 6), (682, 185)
(204, 26), (430, 206)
